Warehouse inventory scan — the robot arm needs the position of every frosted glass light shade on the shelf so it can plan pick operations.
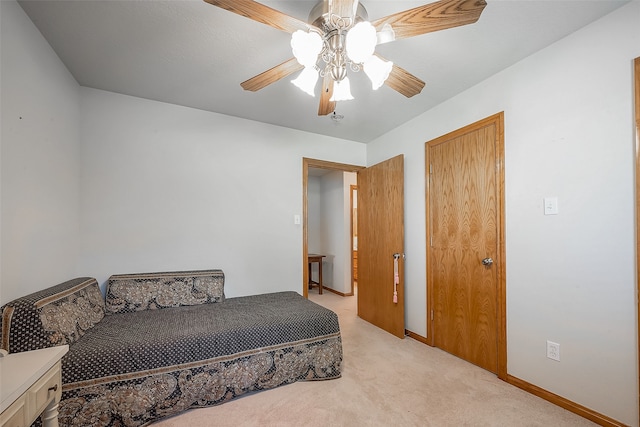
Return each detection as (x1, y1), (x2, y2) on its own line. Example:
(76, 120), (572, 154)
(376, 23), (396, 45)
(364, 56), (393, 90)
(345, 21), (377, 64)
(291, 30), (323, 67)
(330, 77), (354, 102)
(292, 66), (319, 96)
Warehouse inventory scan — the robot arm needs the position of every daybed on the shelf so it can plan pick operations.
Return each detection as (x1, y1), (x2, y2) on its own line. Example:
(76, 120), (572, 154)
(0, 270), (343, 426)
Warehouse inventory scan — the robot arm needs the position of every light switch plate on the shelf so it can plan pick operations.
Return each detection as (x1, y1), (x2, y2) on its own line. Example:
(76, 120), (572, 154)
(544, 197), (559, 215)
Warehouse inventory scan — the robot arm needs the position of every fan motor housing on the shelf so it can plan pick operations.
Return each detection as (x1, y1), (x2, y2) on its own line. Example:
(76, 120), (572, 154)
(308, 1), (369, 29)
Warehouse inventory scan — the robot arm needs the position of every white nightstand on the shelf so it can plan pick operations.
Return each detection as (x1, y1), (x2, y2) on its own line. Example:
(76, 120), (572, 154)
(0, 345), (69, 427)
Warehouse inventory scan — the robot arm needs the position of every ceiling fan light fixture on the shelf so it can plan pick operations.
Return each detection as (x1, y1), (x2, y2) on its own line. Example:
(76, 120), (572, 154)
(345, 21), (377, 64)
(330, 77), (354, 102)
(291, 30), (323, 67)
(330, 62), (347, 82)
(364, 56), (393, 90)
(206, 0), (486, 115)
(376, 24), (396, 45)
(292, 66), (319, 96)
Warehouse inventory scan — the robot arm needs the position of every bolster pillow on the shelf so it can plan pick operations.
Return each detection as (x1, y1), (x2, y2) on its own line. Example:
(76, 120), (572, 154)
(105, 269), (225, 315)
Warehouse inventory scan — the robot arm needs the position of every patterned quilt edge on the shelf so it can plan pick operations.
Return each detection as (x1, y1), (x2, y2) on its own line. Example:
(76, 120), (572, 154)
(63, 331), (342, 391)
(58, 334), (343, 427)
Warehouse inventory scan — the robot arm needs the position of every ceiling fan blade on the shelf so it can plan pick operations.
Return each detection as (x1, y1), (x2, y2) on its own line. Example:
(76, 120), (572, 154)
(371, 0), (487, 40)
(380, 57), (426, 98)
(203, 0), (313, 33)
(318, 75), (336, 116)
(241, 58), (303, 92)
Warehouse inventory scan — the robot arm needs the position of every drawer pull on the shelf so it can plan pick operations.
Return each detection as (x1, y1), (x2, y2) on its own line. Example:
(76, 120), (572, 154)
(48, 384), (58, 392)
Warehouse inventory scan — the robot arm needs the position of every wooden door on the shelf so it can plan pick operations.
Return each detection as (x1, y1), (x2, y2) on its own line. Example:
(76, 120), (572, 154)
(357, 155), (405, 339)
(426, 113), (505, 376)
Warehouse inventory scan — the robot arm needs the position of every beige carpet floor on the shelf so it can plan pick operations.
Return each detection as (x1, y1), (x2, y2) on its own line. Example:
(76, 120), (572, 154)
(153, 291), (596, 427)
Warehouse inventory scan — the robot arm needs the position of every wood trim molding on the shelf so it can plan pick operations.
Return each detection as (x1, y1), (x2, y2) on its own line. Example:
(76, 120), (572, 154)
(507, 375), (628, 427)
(320, 287), (353, 297)
(405, 329), (429, 345)
(634, 56), (640, 424)
(406, 329), (628, 425)
(302, 158), (364, 299)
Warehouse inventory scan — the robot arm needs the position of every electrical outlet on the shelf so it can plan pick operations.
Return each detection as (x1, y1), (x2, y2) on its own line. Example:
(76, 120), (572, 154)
(546, 340), (560, 361)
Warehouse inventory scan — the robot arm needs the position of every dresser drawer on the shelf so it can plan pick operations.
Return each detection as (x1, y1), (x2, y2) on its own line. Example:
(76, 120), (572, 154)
(0, 396), (26, 427)
(26, 362), (61, 422)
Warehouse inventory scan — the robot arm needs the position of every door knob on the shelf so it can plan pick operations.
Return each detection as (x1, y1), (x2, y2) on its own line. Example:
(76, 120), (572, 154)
(482, 257), (493, 266)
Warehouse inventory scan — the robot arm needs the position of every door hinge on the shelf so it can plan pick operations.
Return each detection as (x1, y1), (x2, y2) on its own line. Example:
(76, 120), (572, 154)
(430, 236), (433, 247)
(429, 164), (433, 175)
(431, 310), (434, 321)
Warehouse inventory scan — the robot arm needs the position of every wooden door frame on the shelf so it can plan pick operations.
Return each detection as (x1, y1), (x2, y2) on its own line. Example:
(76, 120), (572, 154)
(634, 56), (639, 421)
(350, 184), (358, 296)
(425, 112), (507, 380)
(302, 158), (364, 298)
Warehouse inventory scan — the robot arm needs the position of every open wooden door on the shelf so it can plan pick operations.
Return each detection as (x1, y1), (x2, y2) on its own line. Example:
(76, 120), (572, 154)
(357, 155), (405, 338)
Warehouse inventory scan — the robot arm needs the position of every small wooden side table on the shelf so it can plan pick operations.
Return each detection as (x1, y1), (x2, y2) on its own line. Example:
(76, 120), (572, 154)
(0, 345), (69, 427)
(308, 254), (326, 294)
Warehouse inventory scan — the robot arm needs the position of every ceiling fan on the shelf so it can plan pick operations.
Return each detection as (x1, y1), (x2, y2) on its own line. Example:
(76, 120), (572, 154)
(203, 0), (487, 116)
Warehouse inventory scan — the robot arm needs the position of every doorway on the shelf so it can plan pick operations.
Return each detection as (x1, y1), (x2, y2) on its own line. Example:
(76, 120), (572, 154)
(304, 156), (406, 339)
(306, 167), (357, 296)
(425, 113), (507, 379)
(302, 158), (363, 298)
(350, 184), (358, 295)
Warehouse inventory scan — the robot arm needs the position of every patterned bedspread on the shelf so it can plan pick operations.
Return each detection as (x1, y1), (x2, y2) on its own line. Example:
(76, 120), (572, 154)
(59, 291), (342, 426)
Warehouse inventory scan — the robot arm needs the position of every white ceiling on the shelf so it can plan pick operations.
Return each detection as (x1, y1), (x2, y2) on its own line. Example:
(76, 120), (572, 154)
(18, 0), (628, 143)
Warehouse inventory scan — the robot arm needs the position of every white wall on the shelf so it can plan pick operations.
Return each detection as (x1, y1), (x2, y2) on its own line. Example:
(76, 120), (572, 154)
(367, 3), (639, 425)
(308, 176), (322, 254)
(0, 0), (365, 305)
(77, 88), (366, 297)
(320, 171), (343, 289)
(0, 0), (81, 304)
(320, 171), (354, 293)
